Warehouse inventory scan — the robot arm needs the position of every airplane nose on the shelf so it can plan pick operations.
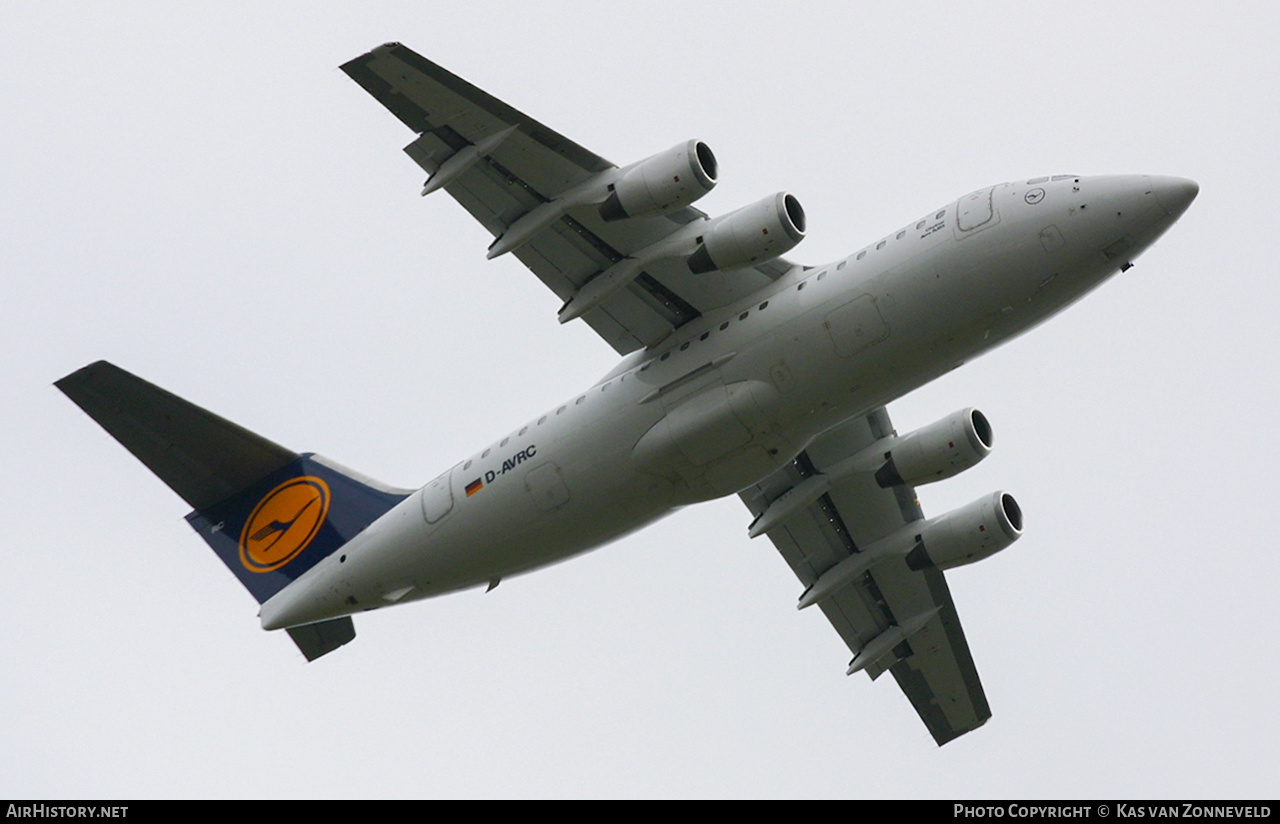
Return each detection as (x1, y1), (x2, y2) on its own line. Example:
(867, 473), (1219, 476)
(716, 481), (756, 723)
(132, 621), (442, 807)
(1150, 176), (1199, 220)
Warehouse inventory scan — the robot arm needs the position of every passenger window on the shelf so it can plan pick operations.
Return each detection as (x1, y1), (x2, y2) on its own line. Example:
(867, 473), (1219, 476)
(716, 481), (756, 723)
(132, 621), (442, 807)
(759, 301), (768, 310)
(896, 230), (905, 240)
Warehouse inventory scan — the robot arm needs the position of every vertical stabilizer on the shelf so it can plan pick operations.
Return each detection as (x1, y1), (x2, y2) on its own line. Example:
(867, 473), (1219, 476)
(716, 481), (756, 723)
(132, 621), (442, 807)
(57, 361), (411, 659)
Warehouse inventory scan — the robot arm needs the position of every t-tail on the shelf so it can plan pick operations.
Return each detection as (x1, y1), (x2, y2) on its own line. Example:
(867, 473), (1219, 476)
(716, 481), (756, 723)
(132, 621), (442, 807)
(56, 361), (410, 660)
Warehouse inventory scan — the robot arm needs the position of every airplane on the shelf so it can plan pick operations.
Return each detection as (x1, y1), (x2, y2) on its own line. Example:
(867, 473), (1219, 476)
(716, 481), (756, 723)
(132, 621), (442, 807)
(57, 42), (1197, 745)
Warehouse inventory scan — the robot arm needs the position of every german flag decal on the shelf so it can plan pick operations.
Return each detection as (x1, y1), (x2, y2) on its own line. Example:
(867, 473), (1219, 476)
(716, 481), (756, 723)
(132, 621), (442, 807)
(465, 478), (483, 497)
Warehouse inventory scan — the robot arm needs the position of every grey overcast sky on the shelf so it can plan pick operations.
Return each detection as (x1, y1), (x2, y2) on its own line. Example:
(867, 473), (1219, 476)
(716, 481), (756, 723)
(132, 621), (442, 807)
(4, 1), (1277, 799)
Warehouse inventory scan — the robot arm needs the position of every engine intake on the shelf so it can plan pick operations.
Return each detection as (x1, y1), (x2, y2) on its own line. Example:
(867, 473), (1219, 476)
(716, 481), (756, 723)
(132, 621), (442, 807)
(905, 491), (1023, 571)
(599, 139), (718, 222)
(797, 489), (1023, 609)
(687, 192), (806, 274)
(876, 408), (993, 488)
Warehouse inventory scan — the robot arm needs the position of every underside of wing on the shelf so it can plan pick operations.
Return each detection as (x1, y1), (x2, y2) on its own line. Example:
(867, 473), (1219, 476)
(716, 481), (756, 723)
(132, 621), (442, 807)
(741, 407), (1017, 745)
(341, 43), (797, 354)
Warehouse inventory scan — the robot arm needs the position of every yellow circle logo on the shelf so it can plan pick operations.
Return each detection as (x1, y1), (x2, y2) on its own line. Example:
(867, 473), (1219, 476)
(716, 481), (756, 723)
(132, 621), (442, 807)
(239, 476), (331, 573)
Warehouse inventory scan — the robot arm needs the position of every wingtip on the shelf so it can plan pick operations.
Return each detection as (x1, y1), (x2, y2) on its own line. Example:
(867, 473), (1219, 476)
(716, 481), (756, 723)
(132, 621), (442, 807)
(55, 359), (114, 391)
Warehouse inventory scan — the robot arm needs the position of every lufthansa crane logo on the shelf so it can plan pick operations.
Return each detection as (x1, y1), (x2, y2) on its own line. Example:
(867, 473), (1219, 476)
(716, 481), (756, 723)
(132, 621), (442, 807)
(239, 476), (331, 573)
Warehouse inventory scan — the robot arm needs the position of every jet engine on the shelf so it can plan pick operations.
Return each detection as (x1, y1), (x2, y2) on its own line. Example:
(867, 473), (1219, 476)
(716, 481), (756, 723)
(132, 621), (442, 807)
(687, 192), (806, 273)
(875, 408), (993, 488)
(904, 491), (1023, 571)
(599, 139), (719, 221)
(796, 489), (1023, 609)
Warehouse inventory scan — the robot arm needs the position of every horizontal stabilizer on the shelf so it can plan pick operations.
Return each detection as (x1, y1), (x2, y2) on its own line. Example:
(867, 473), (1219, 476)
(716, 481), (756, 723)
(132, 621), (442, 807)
(287, 618), (356, 661)
(56, 361), (298, 512)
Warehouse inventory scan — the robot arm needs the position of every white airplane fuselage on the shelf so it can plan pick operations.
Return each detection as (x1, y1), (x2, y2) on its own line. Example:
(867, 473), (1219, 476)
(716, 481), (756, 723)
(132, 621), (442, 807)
(260, 174), (1195, 631)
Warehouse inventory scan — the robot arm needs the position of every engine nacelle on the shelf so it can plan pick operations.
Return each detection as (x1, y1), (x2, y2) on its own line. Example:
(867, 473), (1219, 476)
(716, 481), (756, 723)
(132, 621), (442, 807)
(905, 492), (1023, 571)
(686, 192), (806, 274)
(599, 139), (718, 222)
(875, 408), (993, 488)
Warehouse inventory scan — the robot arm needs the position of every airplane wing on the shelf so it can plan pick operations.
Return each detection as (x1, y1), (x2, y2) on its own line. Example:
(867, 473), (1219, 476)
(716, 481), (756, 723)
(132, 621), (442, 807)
(340, 43), (795, 355)
(739, 407), (991, 745)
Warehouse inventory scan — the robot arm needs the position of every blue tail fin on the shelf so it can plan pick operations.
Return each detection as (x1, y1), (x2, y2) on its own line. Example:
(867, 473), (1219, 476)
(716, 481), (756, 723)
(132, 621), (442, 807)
(185, 453), (408, 604)
(57, 361), (410, 658)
